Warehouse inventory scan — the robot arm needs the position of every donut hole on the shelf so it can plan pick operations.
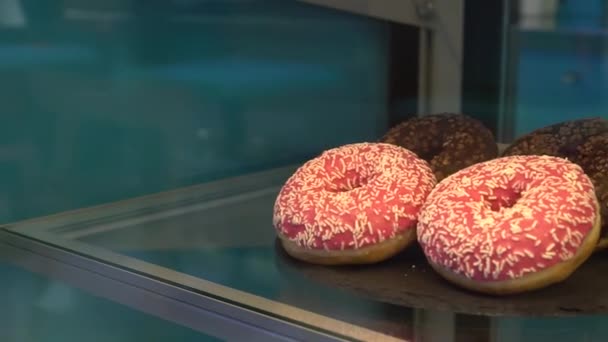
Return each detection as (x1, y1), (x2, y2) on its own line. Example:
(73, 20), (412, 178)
(419, 142), (444, 161)
(484, 189), (522, 212)
(326, 169), (371, 192)
(558, 142), (582, 160)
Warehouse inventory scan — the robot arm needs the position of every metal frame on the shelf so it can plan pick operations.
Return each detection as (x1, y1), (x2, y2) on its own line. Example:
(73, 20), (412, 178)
(0, 233), (301, 342)
(423, 0), (464, 114)
(2, 165), (403, 342)
(298, 0), (465, 114)
(8, 165), (299, 238)
(1, 231), (403, 342)
(497, 0), (517, 143)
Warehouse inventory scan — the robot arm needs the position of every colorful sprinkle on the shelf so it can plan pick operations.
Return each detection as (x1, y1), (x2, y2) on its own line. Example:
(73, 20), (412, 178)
(274, 143), (436, 250)
(417, 155), (598, 282)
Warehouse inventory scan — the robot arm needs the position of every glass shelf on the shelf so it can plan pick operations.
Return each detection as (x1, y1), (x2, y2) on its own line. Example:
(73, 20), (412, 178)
(3, 165), (411, 341)
(0, 163), (495, 342)
(4, 163), (608, 341)
(0, 262), (217, 342)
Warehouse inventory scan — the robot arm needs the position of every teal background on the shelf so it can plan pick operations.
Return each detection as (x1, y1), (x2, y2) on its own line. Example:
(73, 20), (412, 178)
(512, 29), (608, 136)
(0, 0), (389, 223)
(0, 1), (389, 340)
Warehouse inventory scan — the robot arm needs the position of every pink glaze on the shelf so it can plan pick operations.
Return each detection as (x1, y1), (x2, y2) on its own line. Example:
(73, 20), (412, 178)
(273, 143), (436, 250)
(417, 155), (599, 282)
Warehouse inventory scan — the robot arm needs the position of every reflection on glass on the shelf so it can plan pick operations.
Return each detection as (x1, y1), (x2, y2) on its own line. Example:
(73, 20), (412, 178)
(76, 176), (414, 339)
(0, 263), (217, 341)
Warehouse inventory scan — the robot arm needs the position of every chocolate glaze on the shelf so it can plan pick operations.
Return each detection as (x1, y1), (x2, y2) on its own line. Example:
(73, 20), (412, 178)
(503, 118), (608, 242)
(380, 113), (498, 181)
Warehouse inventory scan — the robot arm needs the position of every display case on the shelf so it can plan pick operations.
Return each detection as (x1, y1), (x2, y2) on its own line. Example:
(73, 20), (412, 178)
(1, 1), (608, 341)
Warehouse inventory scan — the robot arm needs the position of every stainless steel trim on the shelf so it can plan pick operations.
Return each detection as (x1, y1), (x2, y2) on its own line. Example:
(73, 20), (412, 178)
(418, 29), (431, 114)
(6, 164), (300, 236)
(62, 187), (281, 240)
(296, 0), (465, 115)
(0, 235), (298, 342)
(413, 309), (455, 342)
(497, 0), (516, 143)
(0, 230), (406, 342)
(426, 0), (464, 113)
(4, 165), (408, 340)
(413, 0), (436, 21)
(297, 0), (433, 28)
(4, 165), (409, 339)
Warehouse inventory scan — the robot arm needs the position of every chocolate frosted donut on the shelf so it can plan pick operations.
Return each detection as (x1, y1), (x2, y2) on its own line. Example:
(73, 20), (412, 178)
(572, 132), (608, 249)
(502, 117), (608, 159)
(380, 113), (498, 181)
(503, 118), (608, 250)
(594, 179), (608, 248)
(574, 131), (608, 177)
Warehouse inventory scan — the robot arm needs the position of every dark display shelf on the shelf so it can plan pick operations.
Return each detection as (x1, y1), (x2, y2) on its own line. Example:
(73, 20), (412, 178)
(275, 239), (608, 317)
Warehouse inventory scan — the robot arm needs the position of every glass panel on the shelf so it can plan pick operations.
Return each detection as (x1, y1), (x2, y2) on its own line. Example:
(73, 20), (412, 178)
(500, 0), (608, 140)
(77, 182), (416, 339)
(0, 263), (217, 341)
(494, 316), (608, 342)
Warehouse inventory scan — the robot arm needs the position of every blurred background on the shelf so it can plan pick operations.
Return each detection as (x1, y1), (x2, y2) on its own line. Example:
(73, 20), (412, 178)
(1, 0), (606, 224)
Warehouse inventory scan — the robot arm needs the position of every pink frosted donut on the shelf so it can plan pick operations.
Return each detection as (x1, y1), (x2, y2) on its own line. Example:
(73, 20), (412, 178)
(273, 142), (436, 265)
(418, 155), (601, 295)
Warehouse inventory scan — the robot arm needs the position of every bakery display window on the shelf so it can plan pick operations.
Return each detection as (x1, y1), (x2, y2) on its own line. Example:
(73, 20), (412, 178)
(1, 1), (608, 341)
